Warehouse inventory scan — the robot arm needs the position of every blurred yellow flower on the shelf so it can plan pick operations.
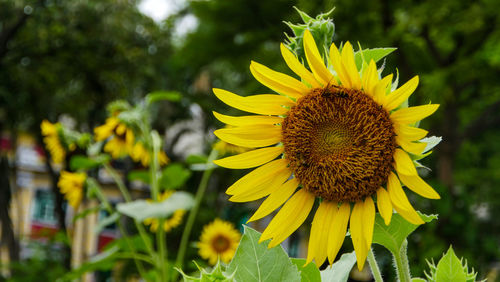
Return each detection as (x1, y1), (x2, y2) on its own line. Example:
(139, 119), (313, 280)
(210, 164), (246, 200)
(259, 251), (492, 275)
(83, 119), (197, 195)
(131, 142), (169, 167)
(58, 171), (86, 209)
(143, 190), (186, 232)
(198, 219), (241, 265)
(213, 140), (249, 156)
(94, 117), (134, 159)
(41, 120), (73, 164)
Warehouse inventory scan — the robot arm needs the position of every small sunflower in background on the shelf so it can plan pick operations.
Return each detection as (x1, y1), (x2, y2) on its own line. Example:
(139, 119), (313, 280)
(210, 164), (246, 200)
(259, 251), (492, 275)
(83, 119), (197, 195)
(213, 29), (440, 269)
(198, 219), (241, 265)
(58, 171), (86, 209)
(94, 117), (135, 159)
(143, 190), (186, 232)
(41, 120), (75, 164)
(131, 141), (169, 167)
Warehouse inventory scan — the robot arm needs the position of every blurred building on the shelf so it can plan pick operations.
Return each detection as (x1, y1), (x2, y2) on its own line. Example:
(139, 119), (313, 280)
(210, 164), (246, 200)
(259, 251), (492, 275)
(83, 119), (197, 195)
(0, 133), (133, 281)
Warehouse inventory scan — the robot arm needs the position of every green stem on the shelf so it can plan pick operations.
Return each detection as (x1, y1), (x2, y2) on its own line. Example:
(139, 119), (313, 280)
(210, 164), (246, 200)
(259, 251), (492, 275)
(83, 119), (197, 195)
(367, 248), (383, 282)
(149, 131), (168, 282)
(91, 179), (148, 277)
(103, 163), (155, 258)
(393, 240), (412, 282)
(115, 253), (155, 264)
(173, 149), (218, 279)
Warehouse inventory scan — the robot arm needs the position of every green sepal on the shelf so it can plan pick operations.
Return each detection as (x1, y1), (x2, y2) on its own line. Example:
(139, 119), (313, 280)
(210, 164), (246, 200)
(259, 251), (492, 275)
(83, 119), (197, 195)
(354, 47), (397, 71)
(284, 7), (335, 61)
(424, 246), (479, 282)
(176, 260), (236, 282)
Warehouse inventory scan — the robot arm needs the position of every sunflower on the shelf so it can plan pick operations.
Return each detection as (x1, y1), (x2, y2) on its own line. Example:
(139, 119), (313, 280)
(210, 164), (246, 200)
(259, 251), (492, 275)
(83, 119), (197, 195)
(212, 29), (440, 270)
(41, 120), (72, 164)
(198, 219), (241, 265)
(143, 190), (186, 232)
(58, 171), (86, 209)
(130, 142), (169, 167)
(94, 117), (135, 159)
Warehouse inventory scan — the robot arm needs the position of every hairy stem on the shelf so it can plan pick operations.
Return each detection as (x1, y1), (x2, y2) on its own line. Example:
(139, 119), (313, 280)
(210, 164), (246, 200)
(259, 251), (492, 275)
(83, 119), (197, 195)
(367, 248), (383, 282)
(393, 239), (412, 282)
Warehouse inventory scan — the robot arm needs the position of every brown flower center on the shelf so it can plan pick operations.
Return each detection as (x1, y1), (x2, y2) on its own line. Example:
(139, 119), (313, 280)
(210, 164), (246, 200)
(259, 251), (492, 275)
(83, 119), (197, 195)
(282, 86), (396, 202)
(211, 234), (231, 253)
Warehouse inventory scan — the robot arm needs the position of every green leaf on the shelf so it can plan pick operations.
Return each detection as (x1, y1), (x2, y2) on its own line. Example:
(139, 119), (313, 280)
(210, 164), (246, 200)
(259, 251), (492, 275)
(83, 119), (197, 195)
(291, 258), (321, 282)
(320, 251), (357, 282)
(373, 212), (437, 254)
(354, 48), (397, 70)
(186, 154), (208, 165)
(94, 212), (120, 234)
(160, 163), (192, 190)
(105, 235), (151, 253)
(421, 136), (442, 154)
(227, 226), (301, 282)
(117, 109), (142, 126)
(70, 155), (110, 170)
(61, 245), (119, 280)
(116, 191), (194, 221)
(127, 169), (150, 184)
(146, 91), (182, 104)
(412, 278), (427, 282)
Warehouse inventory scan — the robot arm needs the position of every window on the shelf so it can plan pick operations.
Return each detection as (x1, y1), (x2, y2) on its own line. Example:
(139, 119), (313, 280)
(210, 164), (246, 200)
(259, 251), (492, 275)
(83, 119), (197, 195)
(32, 189), (58, 225)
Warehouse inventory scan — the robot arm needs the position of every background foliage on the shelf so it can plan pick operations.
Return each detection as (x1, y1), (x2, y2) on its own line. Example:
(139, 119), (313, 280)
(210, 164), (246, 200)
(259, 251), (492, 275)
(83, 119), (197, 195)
(0, 0), (499, 280)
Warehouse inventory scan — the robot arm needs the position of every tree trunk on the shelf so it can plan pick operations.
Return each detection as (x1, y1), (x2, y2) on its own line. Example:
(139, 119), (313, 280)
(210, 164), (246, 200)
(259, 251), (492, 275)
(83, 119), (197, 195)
(0, 156), (20, 263)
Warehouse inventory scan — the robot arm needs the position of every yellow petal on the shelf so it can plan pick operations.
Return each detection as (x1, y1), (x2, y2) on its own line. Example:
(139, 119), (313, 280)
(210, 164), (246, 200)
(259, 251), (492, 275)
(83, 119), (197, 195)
(376, 187), (393, 225)
(250, 61), (309, 99)
(396, 137), (427, 155)
(398, 173), (440, 199)
(327, 202), (350, 264)
(214, 125), (281, 148)
(329, 43), (350, 87)
(247, 178), (298, 222)
(214, 146), (284, 169)
(350, 201), (368, 270)
(362, 197), (375, 250)
(306, 201), (332, 265)
(226, 158), (288, 195)
(303, 29), (333, 85)
(213, 88), (294, 115)
(387, 172), (424, 225)
(384, 76), (419, 111)
(391, 104), (439, 125)
(229, 167), (291, 202)
(395, 124), (428, 141)
(340, 42), (361, 90)
(260, 189), (315, 247)
(213, 111), (283, 126)
(362, 60), (378, 96)
(372, 74), (393, 105)
(394, 148), (417, 176)
(280, 43), (321, 88)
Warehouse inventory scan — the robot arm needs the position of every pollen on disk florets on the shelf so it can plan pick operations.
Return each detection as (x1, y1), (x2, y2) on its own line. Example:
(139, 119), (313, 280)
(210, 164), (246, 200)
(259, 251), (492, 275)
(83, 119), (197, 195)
(282, 86), (397, 202)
